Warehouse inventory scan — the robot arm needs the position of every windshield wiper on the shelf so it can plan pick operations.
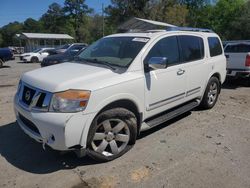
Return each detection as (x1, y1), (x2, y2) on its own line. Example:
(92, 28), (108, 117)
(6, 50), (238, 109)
(80, 58), (117, 71)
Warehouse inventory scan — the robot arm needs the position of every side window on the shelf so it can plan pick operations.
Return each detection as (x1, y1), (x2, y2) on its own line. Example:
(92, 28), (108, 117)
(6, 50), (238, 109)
(178, 35), (204, 62)
(208, 37), (223, 57)
(145, 36), (180, 65)
(237, 44), (250, 53)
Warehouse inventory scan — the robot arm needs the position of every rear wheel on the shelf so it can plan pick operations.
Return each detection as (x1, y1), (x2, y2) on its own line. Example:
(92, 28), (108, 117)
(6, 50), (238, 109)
(87, 108), (137, 162)
(31, 56), (39, 63)
(200, 77), (220, 109)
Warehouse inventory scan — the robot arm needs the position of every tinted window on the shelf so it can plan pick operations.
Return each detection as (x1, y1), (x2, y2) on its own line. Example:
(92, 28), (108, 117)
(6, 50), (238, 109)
(78, 37), (148, 67)
(145, 36), (180, 65)
(178, 35), (204, 62)
(208, 37), (223, 57)
(225, 44), (250, 53)
(47, 49), (57, 55)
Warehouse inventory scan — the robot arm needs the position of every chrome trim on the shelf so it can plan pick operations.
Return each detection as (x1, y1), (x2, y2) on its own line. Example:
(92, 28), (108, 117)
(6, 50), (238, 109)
(17, 81), (53, 112)
(147, 92), (185, 111)
(186, 87), (201, 97)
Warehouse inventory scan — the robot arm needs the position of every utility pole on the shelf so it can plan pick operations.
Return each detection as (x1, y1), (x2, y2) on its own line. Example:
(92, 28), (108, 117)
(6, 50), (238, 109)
(102, 3), (105, 37)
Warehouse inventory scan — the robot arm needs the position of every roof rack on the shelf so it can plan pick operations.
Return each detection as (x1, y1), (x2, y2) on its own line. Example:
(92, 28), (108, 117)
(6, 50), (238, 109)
(167, 27), (214, 33)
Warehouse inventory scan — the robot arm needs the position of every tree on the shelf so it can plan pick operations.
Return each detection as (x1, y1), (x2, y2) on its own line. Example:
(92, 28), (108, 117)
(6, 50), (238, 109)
(105, 0), (151, 29)
(41, 3), (66, 33)
(0, 32), (3, 47)
(64, 0), (93, 42)
(1, 22), (23, 47)
(23, 18), (43, 33)
(194, 0), (245, 40)
(149, 1), (189, 26)
(229, 0), (250, 39)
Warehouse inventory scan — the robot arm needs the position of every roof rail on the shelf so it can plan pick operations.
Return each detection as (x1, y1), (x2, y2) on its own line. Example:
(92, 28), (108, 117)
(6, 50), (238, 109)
(167, 27), (214, 33)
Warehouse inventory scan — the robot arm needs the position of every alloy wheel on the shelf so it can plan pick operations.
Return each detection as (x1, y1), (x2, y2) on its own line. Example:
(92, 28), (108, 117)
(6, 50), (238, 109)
(207, 82), (218, 105)
(91, 119), (130, 157)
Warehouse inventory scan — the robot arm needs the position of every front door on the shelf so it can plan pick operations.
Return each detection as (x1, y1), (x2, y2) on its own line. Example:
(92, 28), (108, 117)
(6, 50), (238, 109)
(144, 36), (187, 118)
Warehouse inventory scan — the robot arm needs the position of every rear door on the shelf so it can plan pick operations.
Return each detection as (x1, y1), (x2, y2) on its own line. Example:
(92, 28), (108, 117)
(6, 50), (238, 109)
(225, 43), (250, 70)
(178, 35), (207, 100)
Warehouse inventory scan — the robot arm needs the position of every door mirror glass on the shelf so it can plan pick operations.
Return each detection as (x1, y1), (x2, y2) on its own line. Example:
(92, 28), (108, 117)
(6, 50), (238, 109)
(148, 57), (168, 69)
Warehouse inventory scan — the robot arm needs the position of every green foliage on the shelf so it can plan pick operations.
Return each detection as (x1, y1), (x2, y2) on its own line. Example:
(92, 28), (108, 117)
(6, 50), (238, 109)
(0, 33), (3, 47)
(64, 0), (93, 41)
(105, 0), (151, 29)
(1, 22), (23, 47)
(230, 1), (250, 39)
(23, 18), (43, 33)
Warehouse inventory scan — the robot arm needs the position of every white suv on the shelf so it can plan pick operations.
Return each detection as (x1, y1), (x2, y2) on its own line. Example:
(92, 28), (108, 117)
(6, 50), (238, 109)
(14, 28), (226, 161)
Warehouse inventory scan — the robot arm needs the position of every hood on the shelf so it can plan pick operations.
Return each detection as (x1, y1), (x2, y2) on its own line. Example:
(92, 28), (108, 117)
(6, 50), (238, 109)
(21, 62), (122, 92)
(44, 53), (69, 60)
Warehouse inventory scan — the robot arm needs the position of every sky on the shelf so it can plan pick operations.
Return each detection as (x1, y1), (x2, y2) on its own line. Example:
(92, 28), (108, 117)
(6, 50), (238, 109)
(0, 0), (111, 27)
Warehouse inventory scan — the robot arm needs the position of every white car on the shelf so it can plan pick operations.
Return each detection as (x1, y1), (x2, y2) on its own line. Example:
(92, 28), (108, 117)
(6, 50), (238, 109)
(224, 42), (250, 81)
(14, 28), (226, 161)
(20, 48), (56, 63)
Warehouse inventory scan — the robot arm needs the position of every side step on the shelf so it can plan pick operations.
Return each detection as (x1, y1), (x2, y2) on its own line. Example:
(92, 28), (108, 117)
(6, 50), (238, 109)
(143, 100), (199, 130)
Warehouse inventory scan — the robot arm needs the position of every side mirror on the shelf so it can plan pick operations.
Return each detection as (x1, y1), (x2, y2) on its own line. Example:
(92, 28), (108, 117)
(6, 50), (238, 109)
(148, 57), (168, 70)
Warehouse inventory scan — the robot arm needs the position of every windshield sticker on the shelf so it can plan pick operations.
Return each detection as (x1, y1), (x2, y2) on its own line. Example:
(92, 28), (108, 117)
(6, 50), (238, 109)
(132, 38), (150, 43)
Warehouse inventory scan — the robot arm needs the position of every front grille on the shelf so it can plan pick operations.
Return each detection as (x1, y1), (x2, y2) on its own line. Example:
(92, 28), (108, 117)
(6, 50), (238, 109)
(22, 86), (36, 105)
(19, 113), (40, 135)
(18, 82), (52, 112)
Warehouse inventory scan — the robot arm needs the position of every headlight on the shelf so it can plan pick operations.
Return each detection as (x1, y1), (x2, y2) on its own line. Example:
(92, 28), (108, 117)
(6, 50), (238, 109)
(50, 90), (91, 113)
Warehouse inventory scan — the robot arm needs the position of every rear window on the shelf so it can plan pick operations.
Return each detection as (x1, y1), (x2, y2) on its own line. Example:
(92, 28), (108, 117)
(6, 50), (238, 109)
(178, 35), (204, 62)
(224, 44), (250, 53)
(208, 37), (223, 57)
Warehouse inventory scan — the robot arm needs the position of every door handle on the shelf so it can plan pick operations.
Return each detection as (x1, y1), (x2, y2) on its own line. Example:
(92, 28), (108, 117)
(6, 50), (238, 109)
(177, 69), (185, 75)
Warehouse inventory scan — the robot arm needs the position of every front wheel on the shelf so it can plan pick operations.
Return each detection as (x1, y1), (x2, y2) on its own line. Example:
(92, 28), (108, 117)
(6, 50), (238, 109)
(200, 77), (220, 109)
(87, 108), (137, 162)
(31, 56), (39, 63)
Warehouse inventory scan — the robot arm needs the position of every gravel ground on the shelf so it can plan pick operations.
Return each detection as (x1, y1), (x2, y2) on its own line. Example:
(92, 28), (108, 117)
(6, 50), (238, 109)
(0, 60), (250, 188)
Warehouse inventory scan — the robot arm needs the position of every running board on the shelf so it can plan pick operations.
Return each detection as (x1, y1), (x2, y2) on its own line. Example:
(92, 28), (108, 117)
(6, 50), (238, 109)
(141, 100), (199, 131)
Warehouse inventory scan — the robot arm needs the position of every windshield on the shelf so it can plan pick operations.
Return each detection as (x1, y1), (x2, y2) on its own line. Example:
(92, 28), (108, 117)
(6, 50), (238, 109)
(77, 37), (149, 67)
(58, 44), (70, 50)
(33, 48), (42, 53)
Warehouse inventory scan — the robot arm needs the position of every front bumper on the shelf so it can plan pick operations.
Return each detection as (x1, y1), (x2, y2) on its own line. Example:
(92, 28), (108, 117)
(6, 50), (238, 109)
(14, 94), (95, 151)
(20, 56), (31, 62)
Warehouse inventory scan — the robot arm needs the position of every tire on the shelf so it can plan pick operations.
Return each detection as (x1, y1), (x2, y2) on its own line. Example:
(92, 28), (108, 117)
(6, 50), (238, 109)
(0, 59), (3, 67)
(200, 77), (220, 109)
(87, 108), (137, 162)
(31, 56), (39, 63)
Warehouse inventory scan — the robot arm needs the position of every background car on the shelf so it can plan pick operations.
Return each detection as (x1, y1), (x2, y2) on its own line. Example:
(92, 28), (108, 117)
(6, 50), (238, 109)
(20, 48), (57, 63)
(55, 43), (87, 54)
(41, 43), (87, 67)
(224, 42), (250, 82)
(0, 48), (14, 67)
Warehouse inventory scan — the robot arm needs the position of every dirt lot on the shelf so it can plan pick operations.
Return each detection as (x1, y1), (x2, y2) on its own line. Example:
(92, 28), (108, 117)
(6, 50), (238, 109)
(0, 59), (250, 188)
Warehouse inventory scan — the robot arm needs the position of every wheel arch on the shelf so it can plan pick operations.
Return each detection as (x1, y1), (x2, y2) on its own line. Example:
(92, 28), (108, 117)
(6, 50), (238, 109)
(96, 99), (142, 136)
(210, 72), (222, 93)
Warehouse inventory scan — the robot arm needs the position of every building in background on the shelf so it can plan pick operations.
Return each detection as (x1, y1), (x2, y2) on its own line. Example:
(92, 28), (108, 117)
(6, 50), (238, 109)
(15, 33), (74, 52)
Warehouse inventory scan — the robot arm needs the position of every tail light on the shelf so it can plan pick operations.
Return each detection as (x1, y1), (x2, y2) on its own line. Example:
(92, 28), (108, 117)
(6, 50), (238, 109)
(245, 54), (250, 67)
